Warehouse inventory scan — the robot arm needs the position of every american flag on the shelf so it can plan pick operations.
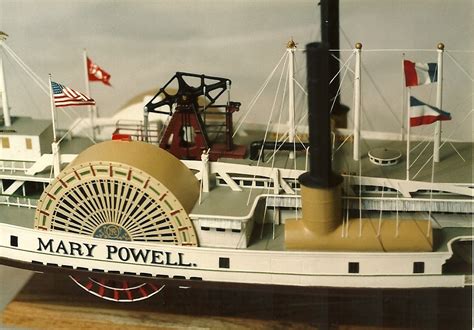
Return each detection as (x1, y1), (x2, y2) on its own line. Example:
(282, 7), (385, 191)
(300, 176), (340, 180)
(51, 81), (95, 107)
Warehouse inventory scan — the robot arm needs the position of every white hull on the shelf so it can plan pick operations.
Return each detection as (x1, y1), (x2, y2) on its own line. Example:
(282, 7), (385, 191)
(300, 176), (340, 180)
(1, 223), (469, 289)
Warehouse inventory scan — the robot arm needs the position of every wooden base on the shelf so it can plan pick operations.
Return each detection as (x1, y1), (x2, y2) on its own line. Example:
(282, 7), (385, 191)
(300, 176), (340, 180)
(2, 273), (472, 329)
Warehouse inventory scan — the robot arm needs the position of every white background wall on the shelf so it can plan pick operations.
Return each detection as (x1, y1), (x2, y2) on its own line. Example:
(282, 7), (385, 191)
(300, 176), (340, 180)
(0, 0), (472, 140)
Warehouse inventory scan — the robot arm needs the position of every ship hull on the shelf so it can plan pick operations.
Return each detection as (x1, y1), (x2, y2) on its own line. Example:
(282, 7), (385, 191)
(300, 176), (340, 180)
(0, 224), (469, 290)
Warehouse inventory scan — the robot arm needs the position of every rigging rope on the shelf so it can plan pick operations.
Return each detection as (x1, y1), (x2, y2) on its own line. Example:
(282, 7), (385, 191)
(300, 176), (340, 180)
(412, 109), (473, 180)
(233, 51), (287, 138)
(247, 51), (288, 206)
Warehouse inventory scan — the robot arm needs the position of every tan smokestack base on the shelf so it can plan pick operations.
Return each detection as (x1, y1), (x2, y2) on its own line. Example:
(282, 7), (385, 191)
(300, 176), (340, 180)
(285, 183), (433, 252)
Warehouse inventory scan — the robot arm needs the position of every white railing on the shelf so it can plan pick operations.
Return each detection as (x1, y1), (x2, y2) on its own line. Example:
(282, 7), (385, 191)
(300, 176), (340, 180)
(0, 160), (33, 173)
(0, 195), (37, 208)
(183, 159), (474, 198)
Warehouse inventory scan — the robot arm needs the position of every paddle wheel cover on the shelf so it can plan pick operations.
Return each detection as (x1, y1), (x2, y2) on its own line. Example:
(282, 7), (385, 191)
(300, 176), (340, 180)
(35, 140), (201, 246)
(34, 161), (198, 245)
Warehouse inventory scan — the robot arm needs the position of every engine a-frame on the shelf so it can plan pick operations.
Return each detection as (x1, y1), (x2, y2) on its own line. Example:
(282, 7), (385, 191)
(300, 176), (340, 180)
(144, 72), (246, 161)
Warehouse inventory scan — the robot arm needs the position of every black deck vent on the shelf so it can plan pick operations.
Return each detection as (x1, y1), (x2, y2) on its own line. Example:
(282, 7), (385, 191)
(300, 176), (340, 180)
(10, 235), (18, 247)
(219, 257), (230, 269)
(413, 262), (425, 273)
(348, 262), (359, 274)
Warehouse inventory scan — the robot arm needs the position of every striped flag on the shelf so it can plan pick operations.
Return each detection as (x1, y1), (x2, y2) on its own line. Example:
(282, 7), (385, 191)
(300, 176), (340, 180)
(410, 96), (451, 127)
(51, 81), (95, 107)
(404, 60), (438, 87)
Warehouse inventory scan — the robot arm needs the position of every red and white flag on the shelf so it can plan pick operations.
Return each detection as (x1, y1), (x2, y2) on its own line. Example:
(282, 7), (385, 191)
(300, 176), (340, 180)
(87, 57), (111, 86)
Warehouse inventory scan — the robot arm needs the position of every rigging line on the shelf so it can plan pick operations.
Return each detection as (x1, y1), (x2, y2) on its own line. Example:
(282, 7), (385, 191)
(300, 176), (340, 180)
(333, 133), (353, 155)
(330, 51), (356, 84)
(410, 130), (433, 153)
(448, 142), (466, 162)
(446, 51), (474, 82)
(1, 44), (45, 89)
(2, 44), (49, 95)
(295, 133), (308, 150)
(409, 138), (433, 170)
(295, 111), (308, 127)
(266, 57), (289, 236)
(426, 134), (437, 238)
(395, 182), (400, 238)
(2, 52), (47, 117)
(264, 136), (289, 164)
(358, 156), (362, 237)
(57, 117), (86, 144)
(345, 49), (443, 52)
(293, 78), (308, 96)
(412, 109), (474, 180)
(377, 181), (385, 237)
(233, 51), (288, 137)
(450, 92), (474, 113)
(445, 50), (474, 53)
(331, 53), (356, 76)
(341, 178), (346, 238)
(330, 55), (351, 114)
(57, 107), (96, 144)
(340, 29), (401, 127)
(247, 51), (288, 206)
(269, 55), (289, 169)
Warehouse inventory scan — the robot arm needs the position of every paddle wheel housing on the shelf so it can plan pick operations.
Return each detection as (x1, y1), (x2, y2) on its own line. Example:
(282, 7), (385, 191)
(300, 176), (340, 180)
(34, 140), (200, 301)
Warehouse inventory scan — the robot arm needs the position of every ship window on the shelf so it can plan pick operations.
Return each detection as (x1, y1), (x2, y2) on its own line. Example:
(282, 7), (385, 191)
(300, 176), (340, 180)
(413, 262), (425, 273)
(1, 137), (10, 149)
(231, 229), (241, 233)
(348, 262), (359, 273)
(219, 257), (230, 269)
(10, 235), (18, 247)
(201, 226), (210, 231)
(25, 138), (32, 150)
(216, 228), (225, 232)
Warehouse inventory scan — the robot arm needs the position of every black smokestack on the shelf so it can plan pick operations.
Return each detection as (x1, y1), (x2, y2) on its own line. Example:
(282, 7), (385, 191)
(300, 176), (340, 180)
(298, 42), (342, 188)
(320, 0), (350, 124)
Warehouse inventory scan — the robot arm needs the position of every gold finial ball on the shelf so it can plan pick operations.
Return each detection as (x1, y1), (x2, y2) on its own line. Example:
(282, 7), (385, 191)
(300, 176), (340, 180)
(287, 38), (297, 49)
(0, 31), (8, 41)
(437, 42), (445, 50)
(355, 42), (362, 50)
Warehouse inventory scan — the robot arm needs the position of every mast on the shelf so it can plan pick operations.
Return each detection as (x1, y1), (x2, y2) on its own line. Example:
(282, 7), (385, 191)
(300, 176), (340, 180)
(0, 32), (11, 127)
(287, 38), (297, 159)
(433, 43), (444, 162)
(353, 43), (362, 161)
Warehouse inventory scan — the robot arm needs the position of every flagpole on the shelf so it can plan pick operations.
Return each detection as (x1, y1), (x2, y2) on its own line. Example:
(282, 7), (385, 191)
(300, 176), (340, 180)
(433, 43), (444, 163)
(83, 48), (96, 140)
(400, 53), (406, 141)
(353, 42), (362, 161)
(406, 87), (411, 181)
(48, 74), (61, 176)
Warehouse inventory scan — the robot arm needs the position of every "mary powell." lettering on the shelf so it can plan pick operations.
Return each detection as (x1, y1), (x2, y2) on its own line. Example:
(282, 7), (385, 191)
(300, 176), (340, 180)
(36, 237), (196, 267)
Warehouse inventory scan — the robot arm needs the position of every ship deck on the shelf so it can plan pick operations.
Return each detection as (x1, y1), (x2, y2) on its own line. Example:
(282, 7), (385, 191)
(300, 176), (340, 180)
(230, 131), (473, 184)
(1, 203), (471, 255)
